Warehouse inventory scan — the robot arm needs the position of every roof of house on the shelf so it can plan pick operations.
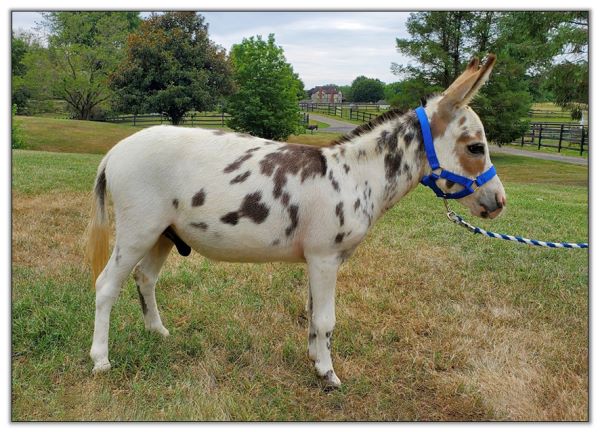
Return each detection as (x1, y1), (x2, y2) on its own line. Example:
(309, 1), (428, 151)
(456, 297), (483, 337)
(310, 86), (341, 95)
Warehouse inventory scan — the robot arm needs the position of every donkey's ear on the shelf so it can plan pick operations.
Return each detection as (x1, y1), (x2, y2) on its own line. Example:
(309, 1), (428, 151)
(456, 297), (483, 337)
(440, 54), (496, 110)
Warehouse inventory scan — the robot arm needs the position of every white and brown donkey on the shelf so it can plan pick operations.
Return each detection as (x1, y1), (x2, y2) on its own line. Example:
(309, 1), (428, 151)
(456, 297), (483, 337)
(87, 55), (506, 388)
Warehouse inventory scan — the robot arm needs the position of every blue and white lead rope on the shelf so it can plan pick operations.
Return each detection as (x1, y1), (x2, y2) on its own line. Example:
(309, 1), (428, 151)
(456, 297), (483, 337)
(444, 201), (588, 249)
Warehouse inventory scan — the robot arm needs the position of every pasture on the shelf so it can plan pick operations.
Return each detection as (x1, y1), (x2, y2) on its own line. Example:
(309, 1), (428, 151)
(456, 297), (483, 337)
(11, 120), (588, 421)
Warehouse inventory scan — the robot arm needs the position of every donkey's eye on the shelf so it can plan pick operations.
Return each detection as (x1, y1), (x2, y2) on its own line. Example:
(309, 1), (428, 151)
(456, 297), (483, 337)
(467, 143), (485, 155)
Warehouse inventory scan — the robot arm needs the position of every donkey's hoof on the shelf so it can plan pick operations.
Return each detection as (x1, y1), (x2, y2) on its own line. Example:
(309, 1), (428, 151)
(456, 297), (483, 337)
(92, 360), (111, 374)
(147, 324), (170, 337)
(321, 370), (341, 391)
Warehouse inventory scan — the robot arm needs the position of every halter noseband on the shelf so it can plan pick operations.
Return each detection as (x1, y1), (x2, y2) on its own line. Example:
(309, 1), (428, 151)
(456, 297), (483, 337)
(415, 106), (496, 200)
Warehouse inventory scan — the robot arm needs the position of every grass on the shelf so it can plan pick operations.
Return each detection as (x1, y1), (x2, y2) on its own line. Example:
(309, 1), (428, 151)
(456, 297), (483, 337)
(12, 143), (588, 420)
(17, 116), (341, 154)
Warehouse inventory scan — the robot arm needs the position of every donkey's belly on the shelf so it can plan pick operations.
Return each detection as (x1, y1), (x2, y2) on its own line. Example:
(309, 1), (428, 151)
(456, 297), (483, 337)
(173, 222), (305, 263)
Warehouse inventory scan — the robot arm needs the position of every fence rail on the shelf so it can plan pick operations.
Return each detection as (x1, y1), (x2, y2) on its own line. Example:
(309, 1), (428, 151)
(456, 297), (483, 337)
(106, 112), (310, 128)
(300, 103), (381, 124)
(105, 112), (232, 127)
(300, 102), (387, 112)
(513, 122), (588, 155)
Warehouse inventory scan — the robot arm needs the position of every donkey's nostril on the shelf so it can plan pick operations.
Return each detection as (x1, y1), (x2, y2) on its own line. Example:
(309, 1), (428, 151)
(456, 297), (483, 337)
(496, 193), (506, 209)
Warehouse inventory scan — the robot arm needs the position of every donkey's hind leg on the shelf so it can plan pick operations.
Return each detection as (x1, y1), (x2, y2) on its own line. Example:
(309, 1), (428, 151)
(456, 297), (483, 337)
(133, 235), (173, 336)
(90, 230), (162, 373)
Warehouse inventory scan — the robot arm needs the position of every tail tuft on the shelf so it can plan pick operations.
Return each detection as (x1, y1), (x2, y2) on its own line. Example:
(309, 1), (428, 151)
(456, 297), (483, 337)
(85, 165), (110, 289)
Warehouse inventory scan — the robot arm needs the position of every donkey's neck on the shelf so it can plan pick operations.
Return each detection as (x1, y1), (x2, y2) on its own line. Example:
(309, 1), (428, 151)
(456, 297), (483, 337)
(323, 110), (427, 223)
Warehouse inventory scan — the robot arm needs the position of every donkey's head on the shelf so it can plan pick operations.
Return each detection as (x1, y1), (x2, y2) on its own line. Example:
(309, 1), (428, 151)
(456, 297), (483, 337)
(422, 54), (506, 219)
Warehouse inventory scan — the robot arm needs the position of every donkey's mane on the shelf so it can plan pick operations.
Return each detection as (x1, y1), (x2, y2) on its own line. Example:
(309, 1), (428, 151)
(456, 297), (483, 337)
(330, 109), (408, 145)
(329, 94), (442, 146)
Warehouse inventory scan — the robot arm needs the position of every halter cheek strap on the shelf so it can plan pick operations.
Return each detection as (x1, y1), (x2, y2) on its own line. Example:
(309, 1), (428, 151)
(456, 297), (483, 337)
(415, 106), (497, 200)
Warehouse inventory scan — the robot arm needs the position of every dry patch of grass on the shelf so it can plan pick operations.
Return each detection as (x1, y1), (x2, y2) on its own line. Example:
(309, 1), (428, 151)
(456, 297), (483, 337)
(12, 150), (588, 421)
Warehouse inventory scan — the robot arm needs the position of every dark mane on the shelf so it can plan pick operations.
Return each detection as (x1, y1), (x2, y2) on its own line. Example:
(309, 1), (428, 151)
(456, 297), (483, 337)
(330, 108), (409, 145)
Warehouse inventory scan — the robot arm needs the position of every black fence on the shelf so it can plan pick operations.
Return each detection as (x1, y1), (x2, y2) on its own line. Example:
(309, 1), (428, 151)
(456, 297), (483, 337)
(105, 112), (231, 127)
(513, 122), (588, 155)
(528, 110), (576, 121)
(106, 112), (310, 128)
(300, 103), (380, 123)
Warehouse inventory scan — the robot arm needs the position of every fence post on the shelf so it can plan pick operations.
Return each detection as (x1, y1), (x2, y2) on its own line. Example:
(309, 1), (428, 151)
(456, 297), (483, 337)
(521, 132), (525, 147)
(538, 124), (543, 149)
(580, 126), (585, 156)
(221, 111), (225, 127)
(133, 114), (136, 126)
(558, 124), (564, 153)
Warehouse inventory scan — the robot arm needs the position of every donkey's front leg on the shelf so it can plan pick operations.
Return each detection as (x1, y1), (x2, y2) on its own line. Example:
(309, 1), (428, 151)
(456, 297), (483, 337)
(306, 255), (341, 389)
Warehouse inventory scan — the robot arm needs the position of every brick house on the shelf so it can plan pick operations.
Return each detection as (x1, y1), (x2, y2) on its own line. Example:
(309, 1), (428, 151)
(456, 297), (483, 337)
(310, 86), (343, 104)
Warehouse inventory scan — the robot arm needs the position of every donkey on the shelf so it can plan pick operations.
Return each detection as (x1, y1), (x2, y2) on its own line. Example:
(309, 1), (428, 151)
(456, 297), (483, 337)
(86, 55), (506, 389)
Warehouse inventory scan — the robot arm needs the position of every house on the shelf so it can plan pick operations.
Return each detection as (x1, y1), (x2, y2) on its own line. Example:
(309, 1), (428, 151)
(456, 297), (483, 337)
(310, 86), (343, 104)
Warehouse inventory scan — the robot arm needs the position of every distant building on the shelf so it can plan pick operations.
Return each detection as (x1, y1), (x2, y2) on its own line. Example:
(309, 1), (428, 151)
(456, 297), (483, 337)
(310, 86), (343, 104)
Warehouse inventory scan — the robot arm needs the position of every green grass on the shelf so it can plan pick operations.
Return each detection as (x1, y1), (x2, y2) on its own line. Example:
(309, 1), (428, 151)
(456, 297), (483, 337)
(17, 116), (338, 154)
(17, 116), (145, 154)
(11, 127), (588, 420)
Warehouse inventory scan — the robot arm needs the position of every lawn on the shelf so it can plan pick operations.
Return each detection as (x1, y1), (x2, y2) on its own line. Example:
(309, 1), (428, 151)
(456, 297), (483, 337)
(16, 116), (339, 154)
(11, 120), (588, 421)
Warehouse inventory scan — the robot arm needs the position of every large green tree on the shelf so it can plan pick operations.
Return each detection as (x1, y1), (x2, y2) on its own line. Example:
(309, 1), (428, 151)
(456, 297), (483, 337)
(227, 34), (303, 140)
(42, 12), (141, 120)
(349, 76), (385, 102)
(384, 79), (443, 109)
(110, 12), (233, 125)
(393, 11), (588, 144)
(11, 32), (56, 114)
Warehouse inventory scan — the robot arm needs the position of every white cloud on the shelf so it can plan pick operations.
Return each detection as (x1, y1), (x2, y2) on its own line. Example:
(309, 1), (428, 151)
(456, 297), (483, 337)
(11, 11), (412, 88)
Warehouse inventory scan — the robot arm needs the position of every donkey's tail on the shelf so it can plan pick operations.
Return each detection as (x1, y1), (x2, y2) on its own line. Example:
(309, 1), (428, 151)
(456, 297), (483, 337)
(85, 157), (110, 289)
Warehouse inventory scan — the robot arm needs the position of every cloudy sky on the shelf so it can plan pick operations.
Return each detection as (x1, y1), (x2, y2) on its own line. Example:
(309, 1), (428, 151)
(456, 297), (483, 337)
(11, 11), (412, 88)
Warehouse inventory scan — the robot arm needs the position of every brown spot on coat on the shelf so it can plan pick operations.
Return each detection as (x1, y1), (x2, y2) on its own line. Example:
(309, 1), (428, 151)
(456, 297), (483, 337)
(260, 144), (327, 200)
(430, 110), (451, 138)
(457, 131), (485, 175)
(224, 153), (252, 173)
(230, 171), (251, 184)
(240, 192), (270, 224)
(172, 199), (179, 209)
(191, 189), (206, 207)
(459, 116), (467, 126)
(335, 202), (344, 226)
(285, 204), (299, 236)
(220, 212), (239, 225)
(335, 233), (345, 243)
(190, 222), (208, 230)
(354, 198), (360, 211)
(459, 153), (486, 176)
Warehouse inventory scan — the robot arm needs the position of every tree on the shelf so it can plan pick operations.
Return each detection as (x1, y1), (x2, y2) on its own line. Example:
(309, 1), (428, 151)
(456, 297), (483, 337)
(393, 11), (588, 144)
(541, 12), (588, 114)
(11, 33), (30, 110)
(227, 34), (303, 140)
(42, 12), (141, 120)
(110, 12), (233, 125)
(384, 79), (443, 109)
(349, 76), (385, 102)
(393, 12), (475, 87)
(11, 32), (56, 114)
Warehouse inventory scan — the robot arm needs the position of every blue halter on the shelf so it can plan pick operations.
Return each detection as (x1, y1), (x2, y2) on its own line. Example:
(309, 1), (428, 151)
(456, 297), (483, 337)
(415, 106), (497, 200)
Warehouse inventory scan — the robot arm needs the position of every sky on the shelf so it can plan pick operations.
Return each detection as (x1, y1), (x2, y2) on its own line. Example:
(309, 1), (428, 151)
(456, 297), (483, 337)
(10, 11), (412, 89)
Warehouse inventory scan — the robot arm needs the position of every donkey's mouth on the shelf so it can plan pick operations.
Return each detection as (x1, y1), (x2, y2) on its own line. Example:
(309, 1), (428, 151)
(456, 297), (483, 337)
(481, 206), (503, 219)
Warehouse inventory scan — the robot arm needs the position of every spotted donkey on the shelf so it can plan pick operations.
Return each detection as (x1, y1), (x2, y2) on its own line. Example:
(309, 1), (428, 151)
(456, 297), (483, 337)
(87, 55), (506, 389)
